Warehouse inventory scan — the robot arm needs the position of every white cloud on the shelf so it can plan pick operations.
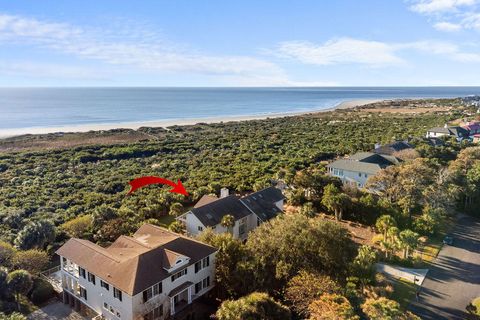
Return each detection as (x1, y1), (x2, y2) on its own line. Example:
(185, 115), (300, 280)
(0, 61), (112, 80)
(0, 13), (287, 83)
(409, 0), (476, 14)
(434, 21), (462, 31)
(275, 38), (480, 67)
(462, 12), (480, 30)
(276, 38), (405, 67)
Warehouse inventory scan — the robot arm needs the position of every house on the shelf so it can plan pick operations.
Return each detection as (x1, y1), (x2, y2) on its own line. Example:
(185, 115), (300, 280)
(462, 121), (480, 135)
(326, 152), (399, 188)
(56, 224), (217, 320)
(177, 187), (285, 240)
(426, 125), (469, 141)
(372, 141), (413, 156)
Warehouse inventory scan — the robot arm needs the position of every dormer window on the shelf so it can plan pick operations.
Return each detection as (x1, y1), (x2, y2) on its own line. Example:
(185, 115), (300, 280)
(171, 268), (187, 282)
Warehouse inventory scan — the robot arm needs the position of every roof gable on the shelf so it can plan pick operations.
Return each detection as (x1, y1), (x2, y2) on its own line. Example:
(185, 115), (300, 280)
(56, 224), (217, 296)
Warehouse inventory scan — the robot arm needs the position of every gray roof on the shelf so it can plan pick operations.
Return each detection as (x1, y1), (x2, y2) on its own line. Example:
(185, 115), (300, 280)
(190, 187), (284, 227)
(190, 195), (252, 227)
(327, 152), (399, 175)
(240, 187), (285, 221)
(373, 141), (413, 156)
(428, 126), (469, 137)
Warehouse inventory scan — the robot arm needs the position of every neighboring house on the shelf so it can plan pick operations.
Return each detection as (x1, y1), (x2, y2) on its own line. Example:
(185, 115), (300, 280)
(462, 121), (480, 135)
(56, 224), (217, 320)
(372, 141), (413, 156)
(178, 187), (284, 240)
(425, 125), (470, 141)
(326, 152), (399, 188)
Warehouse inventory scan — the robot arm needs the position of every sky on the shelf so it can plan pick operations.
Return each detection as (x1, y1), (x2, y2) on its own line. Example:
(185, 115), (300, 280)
(1, 0), (480, 86)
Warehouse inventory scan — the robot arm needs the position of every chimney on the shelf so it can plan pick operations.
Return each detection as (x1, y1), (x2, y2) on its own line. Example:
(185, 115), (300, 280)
(374, 142), (381, 150)
(444, 123), (448, 128)
(220, 188), (229, 198)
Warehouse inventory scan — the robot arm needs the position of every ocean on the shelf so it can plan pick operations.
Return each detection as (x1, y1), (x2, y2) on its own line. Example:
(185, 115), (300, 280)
(1, 87), (480, 130)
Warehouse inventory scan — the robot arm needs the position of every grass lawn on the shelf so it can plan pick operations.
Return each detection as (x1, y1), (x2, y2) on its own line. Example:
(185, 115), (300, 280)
(390, 278), (417, 310)
(415, 215), (456, 266)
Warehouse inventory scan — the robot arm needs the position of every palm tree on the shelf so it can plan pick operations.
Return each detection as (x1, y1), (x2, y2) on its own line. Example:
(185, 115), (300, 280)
(399, 229), (419, 259)
(7, 270), (33, 310)
(321, 184), (350, 221)
(375, 215), (397, 242)
(221, 214), (235, 234)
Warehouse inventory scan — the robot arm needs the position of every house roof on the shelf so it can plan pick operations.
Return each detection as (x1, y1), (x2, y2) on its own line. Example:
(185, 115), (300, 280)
(190, 195), (253, 227)
(241, 187), (285, 221)
(189, 187), (284, 227)
(428, 126), (469, 137)
(327, 152), (399, 175)
(194, 195), (218, 208)
(56, 224), (217, 296)
(373, 141), (413, 156)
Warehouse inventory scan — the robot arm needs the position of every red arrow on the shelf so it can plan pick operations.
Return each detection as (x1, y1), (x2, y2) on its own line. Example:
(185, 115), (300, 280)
(127, 176), (189, 196)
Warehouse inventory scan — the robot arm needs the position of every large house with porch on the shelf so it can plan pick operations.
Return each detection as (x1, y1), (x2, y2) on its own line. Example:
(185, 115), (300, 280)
(56, 224), (217, 320)
(177, 186), (284, 240)
(327, 152), (399, 188)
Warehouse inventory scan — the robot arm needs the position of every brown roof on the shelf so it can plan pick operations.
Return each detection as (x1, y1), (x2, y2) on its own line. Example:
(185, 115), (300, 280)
(193, 195), (218, 208)
(56, 224), (217, 296)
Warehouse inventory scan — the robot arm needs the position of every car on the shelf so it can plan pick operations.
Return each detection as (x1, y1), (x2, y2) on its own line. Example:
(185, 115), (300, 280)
(443, 236), (454, 245)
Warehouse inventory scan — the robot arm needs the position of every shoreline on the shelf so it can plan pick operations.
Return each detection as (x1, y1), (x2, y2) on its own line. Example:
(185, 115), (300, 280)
(0, 99), (380, 139)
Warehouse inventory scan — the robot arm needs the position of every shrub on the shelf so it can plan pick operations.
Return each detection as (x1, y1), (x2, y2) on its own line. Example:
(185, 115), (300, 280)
(30, 278), (55, 304)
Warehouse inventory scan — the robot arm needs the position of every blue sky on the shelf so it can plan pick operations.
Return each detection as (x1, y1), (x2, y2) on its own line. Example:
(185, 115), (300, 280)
(1, 0), (480, 86)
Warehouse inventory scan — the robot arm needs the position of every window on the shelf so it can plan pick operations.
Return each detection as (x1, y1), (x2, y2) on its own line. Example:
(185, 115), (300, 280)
(195, 276), (211, 294)
(197, 226), (203, 232)
(239, 223), (246, 235)
(103, 302), (108, 309)
(195, 257), (210, 274)
(87, 272), (96, 285)
(79, 287), (87, 300)
(202, 276), (210, 288)
(142, 283), (161, 303)
(78, 267), (86, 278)
(171, 268), (187, 282)
(113, 287), (122, 301)
(195, 282), (202, 294)
(257, 217), (261, 227)
(144, 305), (163, 320)
(202, 256), (210, 268)
(116, 311), (121, 318)
(62, 257), (67, 265)
(143, 287), (153, 302)
(100, 280), (109, 291)
(358, 172), (361, 177)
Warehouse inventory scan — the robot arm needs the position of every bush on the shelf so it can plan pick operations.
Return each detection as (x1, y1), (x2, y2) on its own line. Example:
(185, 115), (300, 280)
(29, 278), (54, 304)
(467, 297), (480, 316)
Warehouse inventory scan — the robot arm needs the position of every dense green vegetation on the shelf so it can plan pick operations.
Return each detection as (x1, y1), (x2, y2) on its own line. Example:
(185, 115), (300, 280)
(0, 109), (455, 244)
(1, 100), (480, 318)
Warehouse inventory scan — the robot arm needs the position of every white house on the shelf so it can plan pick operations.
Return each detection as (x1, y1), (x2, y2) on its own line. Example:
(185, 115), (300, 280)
(326, 152), (399, 188)
(177, 187), (285, 240)
(426, 125), (469, 141)
(56, 224), (217, 320)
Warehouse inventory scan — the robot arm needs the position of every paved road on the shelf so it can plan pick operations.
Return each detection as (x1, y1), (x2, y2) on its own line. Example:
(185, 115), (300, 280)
(409, 215), (480, 320)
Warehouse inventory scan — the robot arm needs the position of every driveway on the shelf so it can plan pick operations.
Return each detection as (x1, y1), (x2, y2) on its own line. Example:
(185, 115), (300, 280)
(409, 214), (480, 319)
(28, 301), (87, 320)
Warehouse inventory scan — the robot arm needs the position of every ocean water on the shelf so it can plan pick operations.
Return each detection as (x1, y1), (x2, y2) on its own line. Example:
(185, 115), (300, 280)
(1, 87), (480, 130)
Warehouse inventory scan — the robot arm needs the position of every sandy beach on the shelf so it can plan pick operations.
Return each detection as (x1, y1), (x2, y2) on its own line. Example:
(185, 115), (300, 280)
(0, 99), (380, 139)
